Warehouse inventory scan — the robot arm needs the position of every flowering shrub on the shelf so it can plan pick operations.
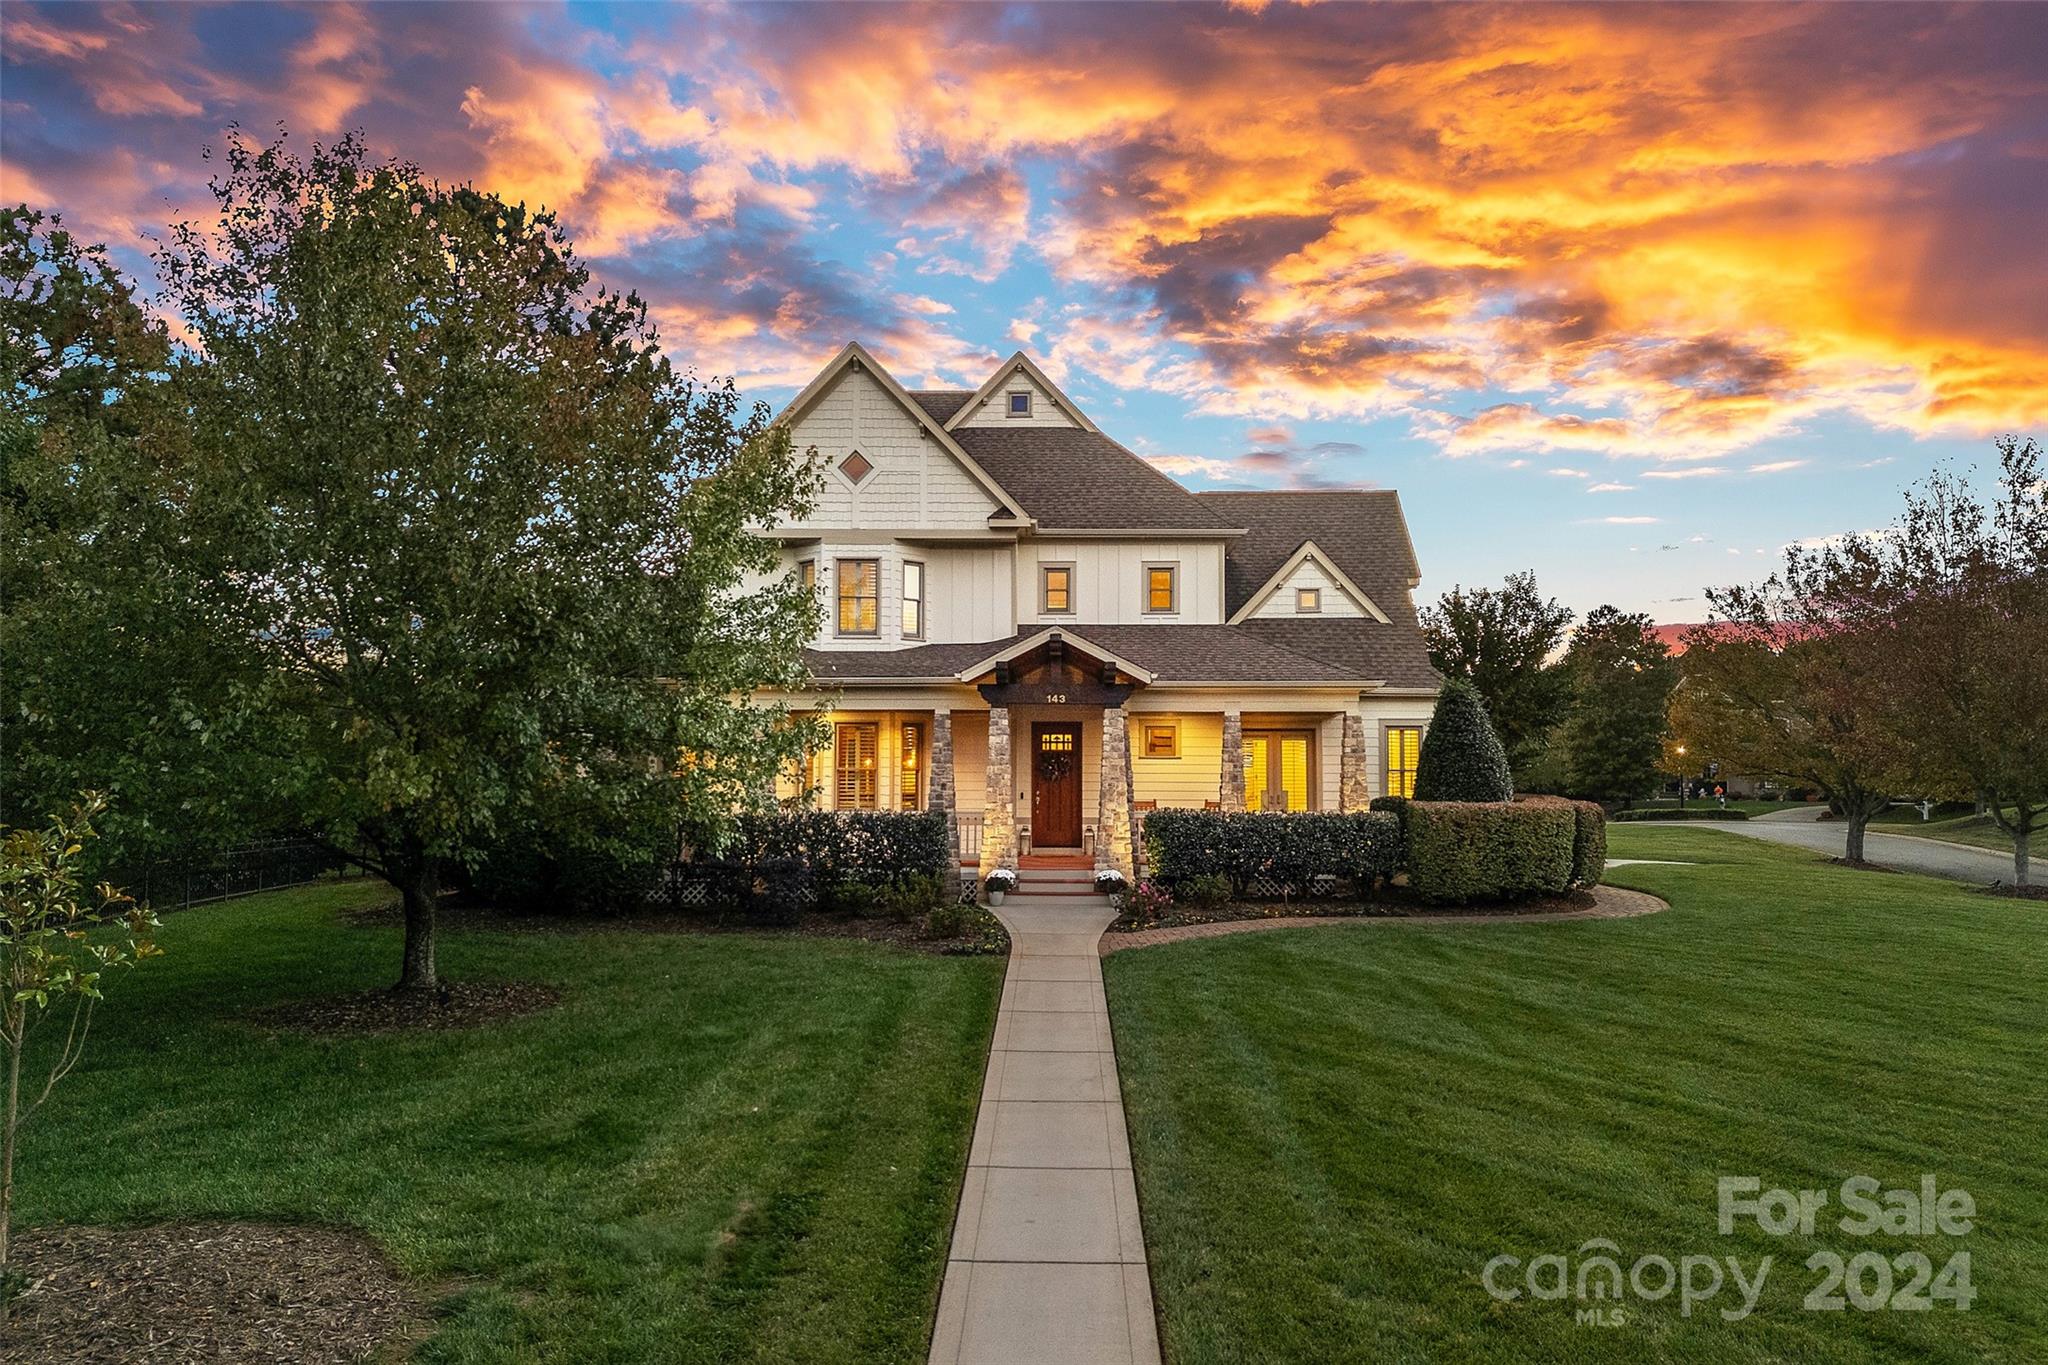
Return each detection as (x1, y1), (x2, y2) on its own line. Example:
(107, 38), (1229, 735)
(1122, 880), (1174, 922)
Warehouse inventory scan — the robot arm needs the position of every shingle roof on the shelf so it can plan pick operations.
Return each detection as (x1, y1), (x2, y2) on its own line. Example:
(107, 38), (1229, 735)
(906, 390), (975, 422)
(946, 428), (1234, 531)
(1195, 490), (1437, 690)
(805, 624), (1359, 685)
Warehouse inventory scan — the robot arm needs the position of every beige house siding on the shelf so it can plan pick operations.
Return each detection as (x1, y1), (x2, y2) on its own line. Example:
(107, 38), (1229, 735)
(1016, 539), (1228, 625)
(788, 366), (1002, 530)
(1246, 556), (1369, 619)
(1129, 711), (1226, 809)
(957, 367), (1081, 429)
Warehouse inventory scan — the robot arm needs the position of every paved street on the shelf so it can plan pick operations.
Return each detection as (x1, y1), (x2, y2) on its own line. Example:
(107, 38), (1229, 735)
(1637, 818), (2021, 885)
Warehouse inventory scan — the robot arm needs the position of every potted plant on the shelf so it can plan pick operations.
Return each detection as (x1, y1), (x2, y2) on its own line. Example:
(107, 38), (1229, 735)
(1093, 869), (1127, 896)
(983, 868), (1017, 906)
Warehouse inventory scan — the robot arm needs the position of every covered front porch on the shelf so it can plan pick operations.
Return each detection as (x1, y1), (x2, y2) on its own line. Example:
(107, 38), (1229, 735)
(785, 629), (1394, 883)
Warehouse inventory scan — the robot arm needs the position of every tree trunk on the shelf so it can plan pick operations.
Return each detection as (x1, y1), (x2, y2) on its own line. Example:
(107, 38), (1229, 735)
(397, 865), (439, 993)
(1844, 812), (1868, 865)
(2015, 836), (2030, 889)
(2, 1010), (20, 1285)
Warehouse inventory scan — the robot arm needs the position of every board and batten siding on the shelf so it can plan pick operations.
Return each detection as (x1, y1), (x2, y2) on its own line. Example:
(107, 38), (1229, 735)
(787, 365), (1001, 530)
(1246, 557), (1370, 619)
(956, 368), (1080, 429)
(1016, 539), (1227, 625)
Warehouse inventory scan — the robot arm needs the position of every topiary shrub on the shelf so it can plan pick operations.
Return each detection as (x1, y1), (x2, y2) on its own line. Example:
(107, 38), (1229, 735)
(1516, 795), (1607, 887)
(1403, 800), (1574, 903)
(1412, 678), (1513, 803)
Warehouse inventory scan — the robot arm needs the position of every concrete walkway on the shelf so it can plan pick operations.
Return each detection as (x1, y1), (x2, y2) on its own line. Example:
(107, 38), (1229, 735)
(1634, 818), (2020, 884)
(929, 889), (1160, 1365)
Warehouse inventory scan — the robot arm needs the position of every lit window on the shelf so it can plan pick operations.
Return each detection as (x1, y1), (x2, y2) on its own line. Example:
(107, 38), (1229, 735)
(1041, 565), (1073, 614)
(839, 450), (874, 484)
(1141, 722), (1180, 759)
(1385, 725), (1422, 799)
(798, 560), (816, 596)
(837, 559), (878, 635)
(1243, 730), (1313, 811)
(1297, 587), (1321, 613)
(900, 722), (923, 810)
(835, 722), (878, 809)
(1145, 564), (1178, 614)
(1008, 391), (1032, 417)
(901, 560), (925, 639)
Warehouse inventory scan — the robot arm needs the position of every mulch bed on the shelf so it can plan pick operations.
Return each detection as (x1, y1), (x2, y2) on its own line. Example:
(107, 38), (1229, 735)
(249, 980), (561, 1035)
(2, 1221), (425, 1364)
(1109, 889), (1601, 934)
(344, 897), (1009, 956)
(1980, 882), (2048, 901)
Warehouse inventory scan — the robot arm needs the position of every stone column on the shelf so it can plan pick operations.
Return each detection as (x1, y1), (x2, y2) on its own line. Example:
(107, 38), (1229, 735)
(979, 706), (1016, 880)
(1219, 710), (1246, 812)
(1096, 708), (1135, 880)
(930, 709), (956, 852)
(1339, 713), (1370, 811)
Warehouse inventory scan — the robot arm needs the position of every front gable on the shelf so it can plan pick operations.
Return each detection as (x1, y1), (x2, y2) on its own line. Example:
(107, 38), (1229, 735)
(1230, 540), (1393, 625)
(948, 352), (1099, 432)
(776, 343), (1029, 531)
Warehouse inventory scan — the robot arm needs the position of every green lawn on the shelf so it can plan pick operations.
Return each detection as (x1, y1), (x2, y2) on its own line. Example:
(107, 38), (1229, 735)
(1632, 797), (1818, 818)
(1105, 827), (2047, 1363)
(15, 879), (1004, 1363)
(1869, 804), (2035, 856)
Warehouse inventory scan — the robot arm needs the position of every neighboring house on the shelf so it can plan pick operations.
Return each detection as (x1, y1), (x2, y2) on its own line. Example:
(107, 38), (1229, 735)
(756, 342), (1440, 880)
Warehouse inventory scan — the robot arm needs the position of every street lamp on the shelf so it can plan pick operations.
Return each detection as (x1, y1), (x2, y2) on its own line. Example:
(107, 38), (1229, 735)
(1675, 745), (1688, 811)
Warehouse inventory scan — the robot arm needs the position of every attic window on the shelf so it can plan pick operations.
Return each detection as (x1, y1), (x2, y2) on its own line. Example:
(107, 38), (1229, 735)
(1007, 391), (1032, 418)
(1296, 588), (1322, 613)
(839, 450), (874, 484)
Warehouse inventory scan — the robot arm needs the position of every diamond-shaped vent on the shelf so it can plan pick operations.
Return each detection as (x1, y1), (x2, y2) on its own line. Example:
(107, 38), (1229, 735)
(839, 450), (874, 483)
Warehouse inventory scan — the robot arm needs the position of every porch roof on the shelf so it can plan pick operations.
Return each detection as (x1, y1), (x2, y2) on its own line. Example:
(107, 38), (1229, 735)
(804, 624), (1361, 686)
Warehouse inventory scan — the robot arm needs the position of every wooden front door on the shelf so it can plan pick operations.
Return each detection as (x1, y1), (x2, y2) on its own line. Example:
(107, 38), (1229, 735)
(1031, 722), (1083, 848)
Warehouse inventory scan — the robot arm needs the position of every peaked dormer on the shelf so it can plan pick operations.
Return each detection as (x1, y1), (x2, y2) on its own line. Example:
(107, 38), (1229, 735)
(947, 352), (1100, 432)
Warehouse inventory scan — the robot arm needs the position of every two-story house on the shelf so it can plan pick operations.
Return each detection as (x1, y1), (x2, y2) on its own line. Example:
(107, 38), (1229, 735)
(758, 342), (1440, 882)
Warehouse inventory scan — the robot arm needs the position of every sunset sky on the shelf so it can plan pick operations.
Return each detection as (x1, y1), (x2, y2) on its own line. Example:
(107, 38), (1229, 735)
(5, 1), (2044, 620)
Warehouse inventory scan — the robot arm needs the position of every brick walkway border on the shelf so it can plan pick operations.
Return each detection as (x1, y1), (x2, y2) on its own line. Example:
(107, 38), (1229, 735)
(1098, 883), (1667, 955)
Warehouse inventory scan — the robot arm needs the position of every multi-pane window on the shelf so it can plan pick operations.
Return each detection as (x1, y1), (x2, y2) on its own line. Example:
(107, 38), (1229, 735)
(1296, 587), (1321, 613)
(1140, 722), (1179, 759)
(900, 722), (923, 810)
(1041, 565), (1073, 614)
(799, 559), (816, 597)
(836, 558), (878, 635)
(1385, 725), (1422, 799)
(1145, 564), (1178, 614)
(902, 560), (925, 639)
(835, 722), (879, 809)
(1243, 730), (1313, 811)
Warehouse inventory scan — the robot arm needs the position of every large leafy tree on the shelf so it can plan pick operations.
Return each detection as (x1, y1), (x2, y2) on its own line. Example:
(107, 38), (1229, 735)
(72, 132), (820, 988)
(1421, 571), (1574, 770)
(1671, 615), (1900, 863)
(1808, 439), (2046, 884)
(1555, 606), (1676, 804)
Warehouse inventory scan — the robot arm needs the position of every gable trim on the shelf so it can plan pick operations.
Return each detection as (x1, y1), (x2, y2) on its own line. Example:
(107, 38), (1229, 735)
(773, 341), (1034, 524)
(948, 627), (1158, 686)
(943, 351), (1102, 434)
(1226, 539), (1394, 626)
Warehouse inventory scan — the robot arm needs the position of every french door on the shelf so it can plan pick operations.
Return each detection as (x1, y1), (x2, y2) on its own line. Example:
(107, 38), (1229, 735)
(1242, 730), (1314, 811)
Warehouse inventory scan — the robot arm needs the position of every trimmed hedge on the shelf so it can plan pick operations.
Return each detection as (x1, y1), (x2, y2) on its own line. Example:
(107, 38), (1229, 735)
(721, 809), (951, 888)
(1404, 800), (1575, 904)
(1518, 795), (1607, 888)
(1612, 807), (1750, 822)
(1143, 809), (1400, 899)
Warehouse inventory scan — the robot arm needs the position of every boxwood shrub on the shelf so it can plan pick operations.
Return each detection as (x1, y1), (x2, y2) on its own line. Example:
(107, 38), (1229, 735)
(1402, 800), (1577, 904)
(1142, 808), (1400, 899)
(1517, 795), (1607, 888)
(722, 809), (950, 888)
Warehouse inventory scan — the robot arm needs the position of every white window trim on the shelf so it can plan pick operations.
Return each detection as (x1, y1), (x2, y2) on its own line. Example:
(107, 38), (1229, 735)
(828, 448), (877, 494)
(1296, 587), (1322, 613)
(1007, 390), (1033, 418)
(1142, 561), (1180, 616)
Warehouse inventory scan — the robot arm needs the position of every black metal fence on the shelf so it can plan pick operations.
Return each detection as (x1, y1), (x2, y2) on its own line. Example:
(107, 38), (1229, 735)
(115, 840), (355, 912)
